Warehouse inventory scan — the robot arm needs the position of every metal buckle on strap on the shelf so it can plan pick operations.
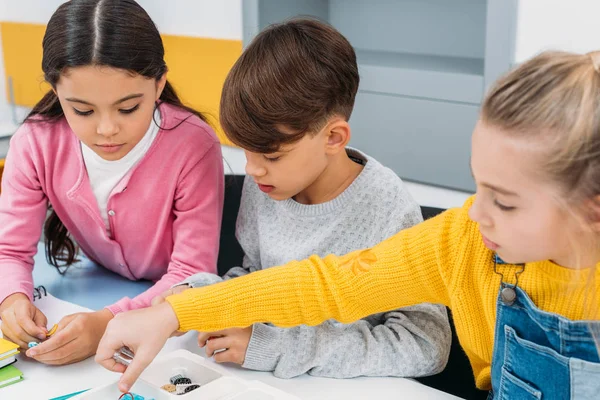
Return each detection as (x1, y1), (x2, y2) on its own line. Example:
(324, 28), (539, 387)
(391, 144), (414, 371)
(493, 255), (525, 306)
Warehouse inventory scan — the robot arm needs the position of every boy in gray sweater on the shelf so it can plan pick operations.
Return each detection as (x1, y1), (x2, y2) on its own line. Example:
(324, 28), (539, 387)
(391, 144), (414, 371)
(162, 18), (451, 379)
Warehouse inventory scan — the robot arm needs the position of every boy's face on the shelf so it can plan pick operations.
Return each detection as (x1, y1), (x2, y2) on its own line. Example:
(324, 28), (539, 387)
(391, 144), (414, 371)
(468, 120), (596, 268)
(244, 127), (330, 202)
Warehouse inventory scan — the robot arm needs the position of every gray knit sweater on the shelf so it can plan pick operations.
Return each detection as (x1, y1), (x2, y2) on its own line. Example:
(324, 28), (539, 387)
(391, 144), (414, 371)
(181, 149), (451, 379)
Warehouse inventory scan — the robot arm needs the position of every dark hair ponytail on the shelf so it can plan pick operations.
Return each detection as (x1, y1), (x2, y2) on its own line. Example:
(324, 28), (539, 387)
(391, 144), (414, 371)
(29, 0), (205, 272)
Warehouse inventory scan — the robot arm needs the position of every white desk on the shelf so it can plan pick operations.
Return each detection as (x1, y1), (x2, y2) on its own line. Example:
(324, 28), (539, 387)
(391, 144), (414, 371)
(0, 243), (461, 399)
(2, 332), (460, 400)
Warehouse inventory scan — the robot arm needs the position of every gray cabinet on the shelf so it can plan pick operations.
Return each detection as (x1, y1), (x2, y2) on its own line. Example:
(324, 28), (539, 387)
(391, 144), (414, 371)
(243, 0), (518, 191)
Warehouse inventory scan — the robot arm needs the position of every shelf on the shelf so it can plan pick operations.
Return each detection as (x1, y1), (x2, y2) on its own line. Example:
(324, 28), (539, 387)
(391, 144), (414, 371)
(357, 49), (484, 104)
(242, 0), (518, 191)
(349, 92), (478, 191)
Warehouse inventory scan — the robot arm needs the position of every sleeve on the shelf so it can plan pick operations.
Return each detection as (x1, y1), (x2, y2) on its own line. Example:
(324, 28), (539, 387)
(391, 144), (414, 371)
(167, 201), (473, 332)
(173, 175), (262, 289)
(0, 131), (48, 306)
(107, 141), (224, 314)
(243, 304), (451, 378)
(381, 184), (423, 239)
(242, 185), (450, 378)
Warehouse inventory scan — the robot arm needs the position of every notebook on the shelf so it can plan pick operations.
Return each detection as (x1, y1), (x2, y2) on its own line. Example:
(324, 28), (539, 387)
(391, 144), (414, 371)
(0, 352), (17, 361)
(32, 286), (93, 328)
(0, 355), (16, 369)
(0, 337), (19, 359)
(0, 364), (23, 388)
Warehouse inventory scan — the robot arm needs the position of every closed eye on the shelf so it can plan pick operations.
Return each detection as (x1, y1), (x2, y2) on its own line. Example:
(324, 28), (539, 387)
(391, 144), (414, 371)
(119, 104), (140, 114)
(494, 199), (515, 211)
(73, 108), (93, 116)
(264, 155), (281, 162)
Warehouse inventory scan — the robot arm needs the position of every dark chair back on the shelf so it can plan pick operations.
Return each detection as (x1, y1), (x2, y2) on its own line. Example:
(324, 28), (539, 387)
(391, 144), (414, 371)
(216, 175), (246, 275)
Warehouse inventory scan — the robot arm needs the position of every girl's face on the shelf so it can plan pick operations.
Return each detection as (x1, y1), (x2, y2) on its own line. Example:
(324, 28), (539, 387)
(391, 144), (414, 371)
(468, 120), (599, 268)
(55, 65), (167, 161)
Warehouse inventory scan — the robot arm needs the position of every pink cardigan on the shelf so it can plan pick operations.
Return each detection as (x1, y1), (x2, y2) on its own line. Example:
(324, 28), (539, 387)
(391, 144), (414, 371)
(0, 103), (224, 314)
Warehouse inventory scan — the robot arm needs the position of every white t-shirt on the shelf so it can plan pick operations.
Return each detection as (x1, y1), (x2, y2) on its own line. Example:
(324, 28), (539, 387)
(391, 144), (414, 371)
(81, 109), (161, 234)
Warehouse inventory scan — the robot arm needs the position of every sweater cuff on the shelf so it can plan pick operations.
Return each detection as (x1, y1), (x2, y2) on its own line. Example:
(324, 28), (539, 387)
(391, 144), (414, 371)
(242, 323), (283, 372)
(0, 272), (35, 307)
(0, 286), (33, 309)
(107, 296), (136, 315)
(174, 272), (223, 289)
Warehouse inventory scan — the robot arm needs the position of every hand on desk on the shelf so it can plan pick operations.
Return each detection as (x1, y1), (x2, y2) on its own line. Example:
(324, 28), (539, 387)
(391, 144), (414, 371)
(197, 327), (252, 365)
(0, 293), (48, 348)
(25, 309), (113, 365)
(153, 287), (252, 365)
(95, 301), (180, 393)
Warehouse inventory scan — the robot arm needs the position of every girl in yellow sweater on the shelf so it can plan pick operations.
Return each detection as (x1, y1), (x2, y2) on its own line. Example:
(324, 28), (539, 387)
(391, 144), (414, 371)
(97, 51), (600, 399)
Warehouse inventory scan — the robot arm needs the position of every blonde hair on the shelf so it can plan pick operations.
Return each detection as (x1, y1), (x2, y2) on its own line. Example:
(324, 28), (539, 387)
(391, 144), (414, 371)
(481, 50), (600, 350)
(482, 51), (600, 200)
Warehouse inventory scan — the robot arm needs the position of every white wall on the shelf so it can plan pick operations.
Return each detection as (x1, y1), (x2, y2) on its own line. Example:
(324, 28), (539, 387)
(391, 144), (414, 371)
(138, 0), (242, 40)
(515, 0), (600, 62)
(0, 0), (242, 40)
(0, 0), (64, 23)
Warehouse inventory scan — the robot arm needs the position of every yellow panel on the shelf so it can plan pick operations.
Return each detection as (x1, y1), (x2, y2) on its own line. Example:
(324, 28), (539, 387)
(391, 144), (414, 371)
(0, 22), (48, 107)
(162, 34), (242, 146)
(0, 22), (242, 146)
(0, 158), (4, 194)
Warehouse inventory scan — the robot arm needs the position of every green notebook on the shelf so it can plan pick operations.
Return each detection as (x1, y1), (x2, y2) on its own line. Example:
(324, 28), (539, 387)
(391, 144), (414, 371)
(0, 364), (23, 388)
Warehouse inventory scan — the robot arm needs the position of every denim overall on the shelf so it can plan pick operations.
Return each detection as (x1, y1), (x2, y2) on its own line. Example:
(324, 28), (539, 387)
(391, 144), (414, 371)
(489, 256), (600, 399)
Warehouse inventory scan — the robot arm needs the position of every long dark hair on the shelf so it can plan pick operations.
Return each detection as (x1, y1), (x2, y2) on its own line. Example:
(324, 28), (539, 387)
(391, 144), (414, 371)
(27, 0), (205, 272)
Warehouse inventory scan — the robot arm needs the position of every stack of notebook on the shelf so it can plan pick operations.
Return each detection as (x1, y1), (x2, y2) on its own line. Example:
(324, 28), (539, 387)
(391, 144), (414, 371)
(0, 337), (23, 388)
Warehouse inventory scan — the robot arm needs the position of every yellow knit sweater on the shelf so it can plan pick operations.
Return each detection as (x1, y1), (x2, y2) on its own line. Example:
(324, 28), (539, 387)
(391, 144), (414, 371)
(167, 197), (599, 390)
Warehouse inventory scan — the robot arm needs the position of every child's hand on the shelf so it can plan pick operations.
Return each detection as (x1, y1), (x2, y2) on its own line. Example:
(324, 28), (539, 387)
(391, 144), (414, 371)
(0, 293), (48, 348)
(197, 327), (252, 365)
(150, 286), (189, 338)
(95, 302), (180, 393)
(25, 309), (114, 365)
(150, 285), (189, 306)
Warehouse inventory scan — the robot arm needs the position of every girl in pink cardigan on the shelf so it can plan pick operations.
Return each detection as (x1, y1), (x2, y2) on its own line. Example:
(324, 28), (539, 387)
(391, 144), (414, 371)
(0, 0), (224, 365)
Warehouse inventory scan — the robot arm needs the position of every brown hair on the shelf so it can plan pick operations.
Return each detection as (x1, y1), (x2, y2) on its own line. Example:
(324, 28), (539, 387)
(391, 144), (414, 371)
(219, 18), (359, 153)
(481, 50), (600, 345)
(28, 0), (206, 272)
